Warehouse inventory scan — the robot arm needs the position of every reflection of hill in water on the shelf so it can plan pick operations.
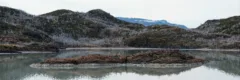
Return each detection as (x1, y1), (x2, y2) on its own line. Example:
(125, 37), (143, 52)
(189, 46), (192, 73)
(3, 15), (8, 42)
(39, 67), (196, 79)
(1, 50), (239, 80)
(206, 61), (240, 76)
(182, 50), (240, 76)
(0, 53), (198, 80)
(0, 54), (56, 80)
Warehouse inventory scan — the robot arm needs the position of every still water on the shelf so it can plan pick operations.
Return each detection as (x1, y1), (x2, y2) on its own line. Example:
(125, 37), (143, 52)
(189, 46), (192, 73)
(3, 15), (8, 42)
(0, 49), (240, 80)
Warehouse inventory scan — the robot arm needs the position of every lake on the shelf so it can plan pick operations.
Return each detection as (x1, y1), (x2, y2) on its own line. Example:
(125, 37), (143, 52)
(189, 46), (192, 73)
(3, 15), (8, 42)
(0, 49), (240, 80)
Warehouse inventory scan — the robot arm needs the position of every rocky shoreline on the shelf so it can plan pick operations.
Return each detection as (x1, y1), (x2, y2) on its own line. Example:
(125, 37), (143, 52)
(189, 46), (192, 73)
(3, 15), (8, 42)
(66, 47), (240, 51)
(0, 43), (60, 53)
(31, 50), (205, 68)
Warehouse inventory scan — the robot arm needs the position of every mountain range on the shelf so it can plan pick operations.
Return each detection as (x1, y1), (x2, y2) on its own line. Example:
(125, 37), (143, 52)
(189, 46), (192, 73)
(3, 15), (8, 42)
(0, 6), (239, 51)
(117, 17), (188, 29)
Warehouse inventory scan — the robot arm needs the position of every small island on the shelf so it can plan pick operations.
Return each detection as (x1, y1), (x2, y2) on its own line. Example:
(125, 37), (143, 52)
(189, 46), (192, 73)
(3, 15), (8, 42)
(31, 50), (205, 69)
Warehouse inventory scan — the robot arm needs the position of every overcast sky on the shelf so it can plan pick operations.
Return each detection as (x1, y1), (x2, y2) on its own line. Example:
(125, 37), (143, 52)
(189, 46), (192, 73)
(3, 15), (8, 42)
(0, 0), (239, 28)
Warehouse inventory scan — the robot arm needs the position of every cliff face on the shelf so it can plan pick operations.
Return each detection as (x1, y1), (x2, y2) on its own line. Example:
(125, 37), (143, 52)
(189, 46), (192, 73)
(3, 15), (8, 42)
(0, 6), (239, 50)
(197, 16), (240, 35)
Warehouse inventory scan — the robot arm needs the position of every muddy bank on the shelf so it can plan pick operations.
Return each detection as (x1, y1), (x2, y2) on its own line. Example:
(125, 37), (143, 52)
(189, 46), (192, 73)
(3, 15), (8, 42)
(66, 47), (240, 51)
(0, 44), (60, 53)
(37, 50), (204, 66)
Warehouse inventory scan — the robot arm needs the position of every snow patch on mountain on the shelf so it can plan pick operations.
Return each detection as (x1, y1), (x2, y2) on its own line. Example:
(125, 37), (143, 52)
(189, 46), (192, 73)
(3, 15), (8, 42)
(117, 17), (188, 29)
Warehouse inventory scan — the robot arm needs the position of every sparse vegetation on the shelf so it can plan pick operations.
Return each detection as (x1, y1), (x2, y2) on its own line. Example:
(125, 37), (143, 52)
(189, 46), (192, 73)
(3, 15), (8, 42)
(42, 50), (204, 64)
(197, 16), (240, 35)
(0, 6), (239, 51)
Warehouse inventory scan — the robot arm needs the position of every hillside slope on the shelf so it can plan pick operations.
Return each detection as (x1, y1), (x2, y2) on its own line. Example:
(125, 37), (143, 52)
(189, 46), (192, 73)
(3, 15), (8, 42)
(124, 25), (240, 49)
(0, 6), (145, 48)
(0, 6), (239, 50)
(196, 16), (240, 35)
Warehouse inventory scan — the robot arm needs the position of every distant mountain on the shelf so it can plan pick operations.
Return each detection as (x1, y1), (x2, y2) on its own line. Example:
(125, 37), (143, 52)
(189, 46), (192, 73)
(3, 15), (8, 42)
(196, 16), (240, 35)
(117, 17), (188, 29)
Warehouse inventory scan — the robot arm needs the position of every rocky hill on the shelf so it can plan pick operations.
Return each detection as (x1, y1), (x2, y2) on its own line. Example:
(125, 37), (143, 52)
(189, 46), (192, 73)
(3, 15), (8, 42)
(196, 16), (240, 35)
(0, 6), (145, 50)
(0, 6), (239, 50)
(124, 25), (240, 49)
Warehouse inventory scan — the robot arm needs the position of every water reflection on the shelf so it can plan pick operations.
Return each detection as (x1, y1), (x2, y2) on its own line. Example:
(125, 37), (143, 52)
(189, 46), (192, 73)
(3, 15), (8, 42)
(0, 54), (56, 80)
(0, 50), (239, 80)
(182, 50), (240, 76)
(22, 66), (240, 80)
(30, 67), (195, 79)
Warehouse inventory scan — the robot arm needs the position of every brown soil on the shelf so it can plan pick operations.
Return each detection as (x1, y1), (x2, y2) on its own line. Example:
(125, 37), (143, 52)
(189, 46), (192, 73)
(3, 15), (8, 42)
(42, 50), (204, 64)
